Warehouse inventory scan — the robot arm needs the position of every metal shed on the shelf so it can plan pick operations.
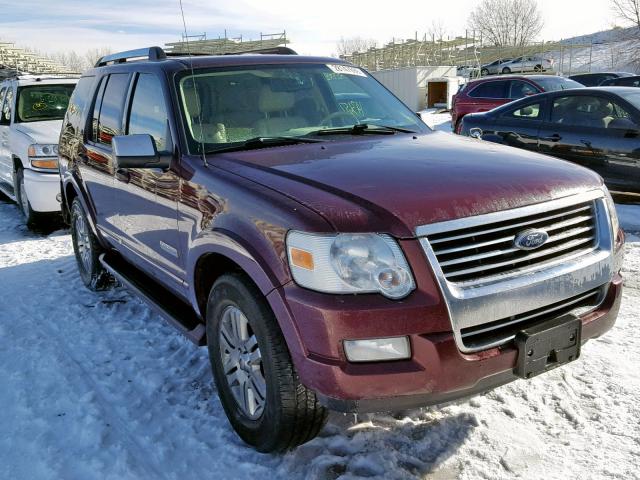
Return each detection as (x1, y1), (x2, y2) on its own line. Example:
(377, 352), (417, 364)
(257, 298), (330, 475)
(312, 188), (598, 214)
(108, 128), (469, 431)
(371, 66), (459, 111)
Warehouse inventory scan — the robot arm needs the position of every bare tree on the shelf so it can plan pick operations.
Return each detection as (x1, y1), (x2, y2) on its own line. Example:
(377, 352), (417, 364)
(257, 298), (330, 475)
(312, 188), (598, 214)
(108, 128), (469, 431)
(335, 37), (378, 57)
(427, 19), (449, 41)
(612, 0), (640, 29)
(84, 47), (113, 68)
(46, 47), (112, 72)
(468, 0), (544, 47)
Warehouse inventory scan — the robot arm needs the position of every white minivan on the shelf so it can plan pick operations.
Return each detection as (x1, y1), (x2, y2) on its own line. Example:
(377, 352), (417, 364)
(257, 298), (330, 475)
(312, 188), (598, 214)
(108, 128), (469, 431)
(0, 75), (77, 227)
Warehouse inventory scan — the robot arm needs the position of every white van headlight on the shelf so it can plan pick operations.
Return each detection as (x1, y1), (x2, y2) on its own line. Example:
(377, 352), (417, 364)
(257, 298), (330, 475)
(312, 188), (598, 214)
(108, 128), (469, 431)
(286, 232), (415, 299)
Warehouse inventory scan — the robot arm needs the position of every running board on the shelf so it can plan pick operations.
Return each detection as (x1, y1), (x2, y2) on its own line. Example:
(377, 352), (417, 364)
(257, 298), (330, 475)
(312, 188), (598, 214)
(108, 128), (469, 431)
(99, 253), (206, 346)
(0, 179), (16, 202)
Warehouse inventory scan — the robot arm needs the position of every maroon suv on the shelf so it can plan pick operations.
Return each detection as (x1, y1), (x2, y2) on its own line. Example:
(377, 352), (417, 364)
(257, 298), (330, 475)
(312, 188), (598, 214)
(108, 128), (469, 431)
(58, 47), (624, 452)
(452, 75), (584, 133)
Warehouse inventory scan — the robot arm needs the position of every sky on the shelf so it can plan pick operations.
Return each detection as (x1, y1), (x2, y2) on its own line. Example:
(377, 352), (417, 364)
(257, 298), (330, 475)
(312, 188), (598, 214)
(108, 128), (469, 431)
(0, 0), (623, 57)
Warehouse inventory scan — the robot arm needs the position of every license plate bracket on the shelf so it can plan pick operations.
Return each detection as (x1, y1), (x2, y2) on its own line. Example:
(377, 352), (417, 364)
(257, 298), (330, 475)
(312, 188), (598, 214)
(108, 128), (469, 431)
(515, 314), (581, 379)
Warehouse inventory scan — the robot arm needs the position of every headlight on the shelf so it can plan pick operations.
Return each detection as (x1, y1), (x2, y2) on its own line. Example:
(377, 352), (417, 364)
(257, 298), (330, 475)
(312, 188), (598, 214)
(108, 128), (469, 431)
(28, 144), (59, 170)
(603, 187), (619, 237)
(286, 232), (415, 299)
(28, 144), (59, 157)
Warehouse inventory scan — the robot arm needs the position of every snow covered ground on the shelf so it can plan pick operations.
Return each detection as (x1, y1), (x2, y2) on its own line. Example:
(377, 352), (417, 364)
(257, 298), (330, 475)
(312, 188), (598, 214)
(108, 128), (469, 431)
(1, 189), (639, 479)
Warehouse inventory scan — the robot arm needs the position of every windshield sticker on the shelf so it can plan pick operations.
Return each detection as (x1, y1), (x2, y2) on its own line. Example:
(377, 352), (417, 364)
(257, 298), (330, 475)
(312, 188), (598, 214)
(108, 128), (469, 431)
(326, 64), (367, 77)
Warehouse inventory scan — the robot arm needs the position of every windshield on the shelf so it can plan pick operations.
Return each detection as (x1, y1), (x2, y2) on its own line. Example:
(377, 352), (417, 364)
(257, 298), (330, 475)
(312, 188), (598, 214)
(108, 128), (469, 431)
(176, 63), (427, 153)
(536, 77), (583, 92)
(16, 84), (75, 123)
(619, 91), (640, 111)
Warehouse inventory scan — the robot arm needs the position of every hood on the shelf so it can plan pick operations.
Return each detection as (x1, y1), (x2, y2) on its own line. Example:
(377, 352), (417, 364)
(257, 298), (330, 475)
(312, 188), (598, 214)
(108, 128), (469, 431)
(14, 120), (63, 145)
(211, 131), (603, 238)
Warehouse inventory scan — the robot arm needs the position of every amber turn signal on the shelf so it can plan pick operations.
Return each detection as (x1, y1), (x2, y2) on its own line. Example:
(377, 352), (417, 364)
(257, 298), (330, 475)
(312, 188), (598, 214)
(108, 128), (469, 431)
(31, 159), (59, 169)
(289, 248), (314, 270)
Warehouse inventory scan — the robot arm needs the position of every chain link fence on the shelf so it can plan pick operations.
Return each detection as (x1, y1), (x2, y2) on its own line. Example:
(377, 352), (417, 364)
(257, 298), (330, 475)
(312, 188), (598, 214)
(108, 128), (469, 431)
(343, 28), (640, 77)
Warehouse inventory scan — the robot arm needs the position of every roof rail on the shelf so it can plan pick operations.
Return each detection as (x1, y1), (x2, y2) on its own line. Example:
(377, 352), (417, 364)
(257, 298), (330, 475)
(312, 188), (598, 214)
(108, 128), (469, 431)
(95, 47), (167, 67)
(223, 46), (297, 56)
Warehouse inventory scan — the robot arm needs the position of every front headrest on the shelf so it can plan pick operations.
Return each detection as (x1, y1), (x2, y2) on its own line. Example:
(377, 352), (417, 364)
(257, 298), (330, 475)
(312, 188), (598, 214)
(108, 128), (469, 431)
(182, 81), (201, 118)
(258, 86), (295, 113)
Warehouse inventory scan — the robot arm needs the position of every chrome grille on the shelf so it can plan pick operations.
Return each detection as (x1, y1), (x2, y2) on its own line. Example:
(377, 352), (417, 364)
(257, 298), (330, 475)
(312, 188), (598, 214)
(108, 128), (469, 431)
(460, 286), (604, 351)
(425, 201), (598, 284)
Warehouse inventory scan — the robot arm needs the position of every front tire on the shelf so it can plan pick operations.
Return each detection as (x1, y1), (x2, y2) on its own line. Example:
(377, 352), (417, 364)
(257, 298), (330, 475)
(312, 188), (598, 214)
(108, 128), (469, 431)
(501, 67), (511, 74)
(481, 68), (489, 76)
(206, 273), (328, 452)
(15, 167), (39, 228)
(70, 197), (111, 291)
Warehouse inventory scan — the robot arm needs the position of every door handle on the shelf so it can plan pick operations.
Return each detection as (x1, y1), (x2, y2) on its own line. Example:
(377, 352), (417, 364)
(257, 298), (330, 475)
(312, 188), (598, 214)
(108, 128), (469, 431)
(115, 168), (130, 183)
(541, 134), (562, 142)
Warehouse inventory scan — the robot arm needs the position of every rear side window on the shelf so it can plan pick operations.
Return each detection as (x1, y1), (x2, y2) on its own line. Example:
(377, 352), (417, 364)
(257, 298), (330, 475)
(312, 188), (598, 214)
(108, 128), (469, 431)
(468, 81), (507, 99)
(127, 74), (170, 152)
(96, 73), (130, 146)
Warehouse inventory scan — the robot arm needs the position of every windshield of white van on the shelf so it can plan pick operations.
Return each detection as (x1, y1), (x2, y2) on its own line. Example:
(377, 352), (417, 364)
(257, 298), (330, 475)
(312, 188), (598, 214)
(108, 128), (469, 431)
(16, 84), (75, 123)
(176, 63), (428, 154)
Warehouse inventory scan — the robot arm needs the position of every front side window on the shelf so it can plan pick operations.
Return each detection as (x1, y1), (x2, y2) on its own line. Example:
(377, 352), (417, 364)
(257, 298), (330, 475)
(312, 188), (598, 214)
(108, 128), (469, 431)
(2, 88), (13, 123)
(551, 95), (638, 129)
(508, 81), (538, 99)
(535, 77), (583, 92)
(16, 84), (75, 122)
(469, 81), (507, 99)
(506, 103), (541, 120)
(176, 63), (427, 153)
(96, 74), (130, 146)
(127, 73), (170, 152)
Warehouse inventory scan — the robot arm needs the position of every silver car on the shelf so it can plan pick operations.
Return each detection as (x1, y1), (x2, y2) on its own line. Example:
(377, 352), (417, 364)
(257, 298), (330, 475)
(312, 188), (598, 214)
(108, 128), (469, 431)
(480, 58), (512, 76)
(500, 56), (554, 74)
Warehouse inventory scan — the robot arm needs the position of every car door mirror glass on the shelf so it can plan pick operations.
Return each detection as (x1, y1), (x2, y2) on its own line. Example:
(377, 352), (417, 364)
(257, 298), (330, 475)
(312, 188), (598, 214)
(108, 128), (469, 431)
(112, 134), (170, 169)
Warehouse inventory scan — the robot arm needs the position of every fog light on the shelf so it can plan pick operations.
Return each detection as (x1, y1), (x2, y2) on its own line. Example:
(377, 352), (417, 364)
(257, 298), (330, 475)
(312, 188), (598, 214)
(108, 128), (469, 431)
(343, 336), (411, 362)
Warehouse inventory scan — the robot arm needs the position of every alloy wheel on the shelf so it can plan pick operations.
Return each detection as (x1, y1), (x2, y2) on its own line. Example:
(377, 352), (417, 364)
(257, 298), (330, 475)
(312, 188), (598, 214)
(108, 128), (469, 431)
(218, 305), (267, 420)
(74, 212), (92, 273)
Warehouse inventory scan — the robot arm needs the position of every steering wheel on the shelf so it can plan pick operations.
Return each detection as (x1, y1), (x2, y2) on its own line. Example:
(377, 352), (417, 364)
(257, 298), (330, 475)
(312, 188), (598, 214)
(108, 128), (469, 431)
(320, 111), (359, 127)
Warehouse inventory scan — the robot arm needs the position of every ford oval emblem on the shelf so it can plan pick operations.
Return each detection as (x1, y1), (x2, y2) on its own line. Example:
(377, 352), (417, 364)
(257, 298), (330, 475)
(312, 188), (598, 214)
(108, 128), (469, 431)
(513, 229), (549, 250)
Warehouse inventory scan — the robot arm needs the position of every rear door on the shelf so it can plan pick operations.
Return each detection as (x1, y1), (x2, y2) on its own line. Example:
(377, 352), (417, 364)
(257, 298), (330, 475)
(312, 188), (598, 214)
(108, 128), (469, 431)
(465, 80), (510, 112)
(81, 73), (131, 237)
(538, 92), (640, 192)
(112, 71), (184, 288)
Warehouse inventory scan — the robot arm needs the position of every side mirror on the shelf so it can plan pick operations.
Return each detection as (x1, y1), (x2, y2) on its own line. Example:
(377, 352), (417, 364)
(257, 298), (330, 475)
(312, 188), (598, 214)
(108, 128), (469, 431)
(112, 134), (170, 170)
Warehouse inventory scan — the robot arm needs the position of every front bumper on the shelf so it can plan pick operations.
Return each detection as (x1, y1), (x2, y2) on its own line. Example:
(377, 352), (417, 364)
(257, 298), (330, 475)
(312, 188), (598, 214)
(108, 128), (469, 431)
(274, 274), (622, 413)
(22, 168), (61, 213)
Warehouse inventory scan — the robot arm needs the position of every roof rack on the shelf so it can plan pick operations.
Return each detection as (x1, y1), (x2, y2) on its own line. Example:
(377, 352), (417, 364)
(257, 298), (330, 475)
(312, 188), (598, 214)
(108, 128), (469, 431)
(95, 47), (167, 67)
(223, 46), (297, 56)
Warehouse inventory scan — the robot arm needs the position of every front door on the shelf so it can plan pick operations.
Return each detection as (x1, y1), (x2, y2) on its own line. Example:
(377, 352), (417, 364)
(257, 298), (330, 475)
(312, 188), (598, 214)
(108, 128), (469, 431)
(112, 72), (184, 289)
(538, 93), (640, 192)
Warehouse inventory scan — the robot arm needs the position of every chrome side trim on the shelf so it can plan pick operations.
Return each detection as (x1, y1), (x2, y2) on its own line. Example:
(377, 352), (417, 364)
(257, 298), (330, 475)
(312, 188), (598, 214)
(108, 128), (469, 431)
(417, 190), (615, 353)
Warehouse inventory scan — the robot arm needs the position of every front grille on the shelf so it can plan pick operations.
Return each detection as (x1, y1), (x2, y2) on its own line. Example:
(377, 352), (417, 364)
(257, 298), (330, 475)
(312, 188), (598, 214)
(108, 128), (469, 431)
(426, 201), (598, 284)
(460, 286), (604, 350)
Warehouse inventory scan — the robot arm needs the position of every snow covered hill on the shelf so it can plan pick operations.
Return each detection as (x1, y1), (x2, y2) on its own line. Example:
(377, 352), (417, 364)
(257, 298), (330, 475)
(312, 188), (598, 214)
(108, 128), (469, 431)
(0, 193), (639, 480)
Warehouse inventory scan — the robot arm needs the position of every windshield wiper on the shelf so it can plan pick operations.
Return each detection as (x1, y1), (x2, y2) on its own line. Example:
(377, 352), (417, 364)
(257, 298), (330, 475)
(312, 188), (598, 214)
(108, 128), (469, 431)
(311, 124), (416, 136)
(205, 136), (324, 155)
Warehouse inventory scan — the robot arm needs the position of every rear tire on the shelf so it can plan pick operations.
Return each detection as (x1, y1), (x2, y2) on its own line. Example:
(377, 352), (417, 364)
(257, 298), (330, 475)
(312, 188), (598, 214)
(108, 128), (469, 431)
(15, 167), (40, 228)
(481, 68), (489, 76)
(70, 197), (112, 291)
(206, 273), (328, 452)
(534, 64), (543, 72)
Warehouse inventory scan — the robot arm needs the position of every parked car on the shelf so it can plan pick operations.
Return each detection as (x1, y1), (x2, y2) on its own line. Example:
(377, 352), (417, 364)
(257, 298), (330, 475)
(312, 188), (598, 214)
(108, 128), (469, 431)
(456, 65), (480, 79)
(480, 58), (512, 76)
(459, 87), (640, 193)
(500, 56), (554, 74)
(601, 75), (640, 87)
(59, 47), (624, 452)
(569, 72), (634, 87)
(451, 75), (583, 132)
(0, 75), (77, 226)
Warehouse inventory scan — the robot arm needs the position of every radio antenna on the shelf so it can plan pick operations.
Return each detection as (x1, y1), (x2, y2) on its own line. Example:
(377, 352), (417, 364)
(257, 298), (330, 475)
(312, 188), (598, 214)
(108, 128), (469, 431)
(178, 0), (207, 167)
